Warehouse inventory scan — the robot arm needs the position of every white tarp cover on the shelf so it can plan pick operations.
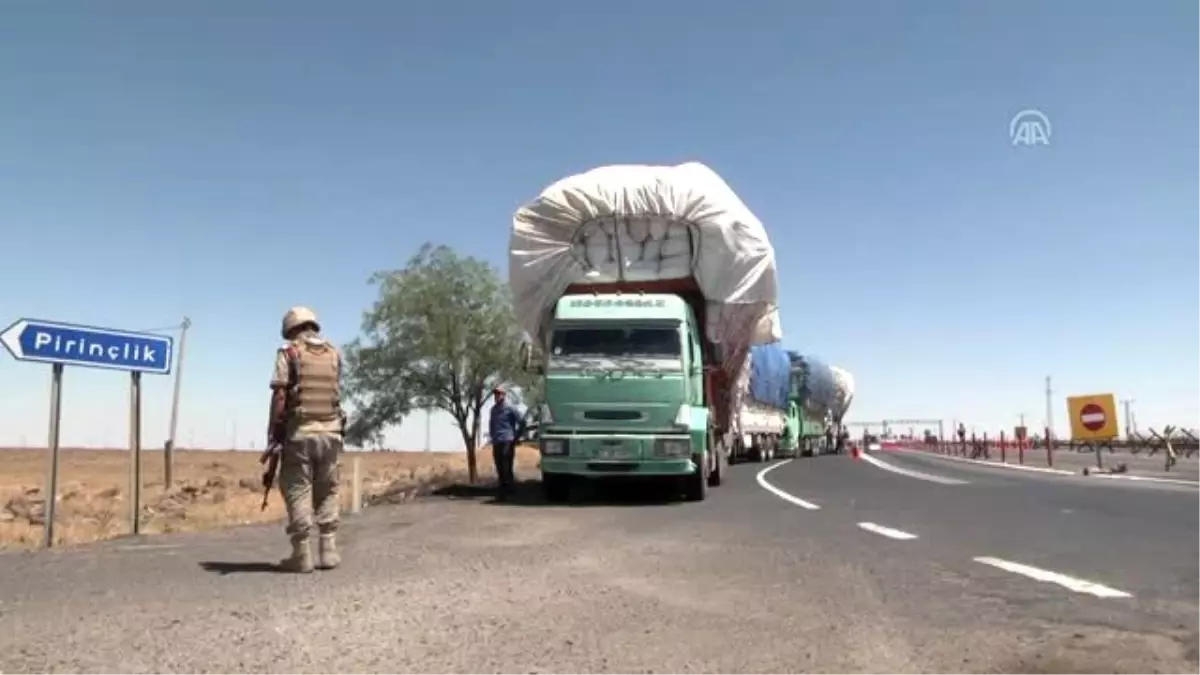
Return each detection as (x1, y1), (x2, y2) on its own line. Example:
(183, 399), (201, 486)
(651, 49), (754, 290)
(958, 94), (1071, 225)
(510, 162), (781, 372)
(830, 365), (856, 421)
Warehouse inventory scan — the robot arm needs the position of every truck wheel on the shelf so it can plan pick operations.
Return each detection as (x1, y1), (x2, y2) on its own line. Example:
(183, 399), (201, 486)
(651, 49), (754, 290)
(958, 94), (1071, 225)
(708, 440), (726, 487)
(542, 474), (571, 503)
(684, 453), (708, 501)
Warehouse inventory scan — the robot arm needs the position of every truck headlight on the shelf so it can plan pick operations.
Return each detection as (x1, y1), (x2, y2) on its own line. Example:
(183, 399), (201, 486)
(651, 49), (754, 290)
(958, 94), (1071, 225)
(655, 438), (691, 458)
(541, 439), (567, 456)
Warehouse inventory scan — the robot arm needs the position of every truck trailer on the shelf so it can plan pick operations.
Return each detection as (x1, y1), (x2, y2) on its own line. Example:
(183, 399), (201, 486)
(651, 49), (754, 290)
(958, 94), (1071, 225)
(786, 352), (842, 457)
(728, 342), (796, 463)
(829, 365), (856, 427)
(510, 162), (781, 502)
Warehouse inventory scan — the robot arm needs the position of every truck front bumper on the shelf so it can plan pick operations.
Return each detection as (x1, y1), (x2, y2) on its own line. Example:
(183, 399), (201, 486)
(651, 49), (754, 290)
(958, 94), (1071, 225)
(540, 457), (696, 477)
(538, 432), (699, 477)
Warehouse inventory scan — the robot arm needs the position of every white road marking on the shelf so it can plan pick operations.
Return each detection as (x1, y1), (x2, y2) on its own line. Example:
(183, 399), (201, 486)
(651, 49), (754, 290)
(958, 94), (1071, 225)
(858, 451), (969, 485)
(755, 460), (820, 510)
(1089, 473), (1199, 487)
(857, 522), (918, 540)
(891, 448), (1074, 475)
(973, 556), (1133, 599)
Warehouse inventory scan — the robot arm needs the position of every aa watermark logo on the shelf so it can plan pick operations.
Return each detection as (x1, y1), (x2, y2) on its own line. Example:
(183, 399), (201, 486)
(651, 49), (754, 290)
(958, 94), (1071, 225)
(1010, 109), (1051, 146)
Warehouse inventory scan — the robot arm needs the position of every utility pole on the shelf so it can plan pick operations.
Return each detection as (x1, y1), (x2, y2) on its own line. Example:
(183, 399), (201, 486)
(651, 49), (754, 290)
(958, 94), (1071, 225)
(1120, 398), (1135, 440)
(1044, 376), (1054, 440)
(165, 316), (191, 487)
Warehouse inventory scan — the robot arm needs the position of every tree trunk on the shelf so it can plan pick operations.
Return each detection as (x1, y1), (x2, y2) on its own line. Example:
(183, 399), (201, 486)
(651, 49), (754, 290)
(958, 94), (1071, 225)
(457, 426), (478, 483)
(452, 411), (479, 483)
(466, 445), (478, 483)
(472, 409), (483, 484)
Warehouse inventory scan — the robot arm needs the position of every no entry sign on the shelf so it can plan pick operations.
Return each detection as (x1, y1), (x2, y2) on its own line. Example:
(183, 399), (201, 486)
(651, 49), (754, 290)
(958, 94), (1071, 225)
(1066, 393), (1118, 441)
(1079, 403), (1107, 431)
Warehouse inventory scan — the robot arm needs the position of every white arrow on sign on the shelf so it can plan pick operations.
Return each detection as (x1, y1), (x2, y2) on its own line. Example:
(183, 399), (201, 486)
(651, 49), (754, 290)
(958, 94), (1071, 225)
(0, 319), (27, 359)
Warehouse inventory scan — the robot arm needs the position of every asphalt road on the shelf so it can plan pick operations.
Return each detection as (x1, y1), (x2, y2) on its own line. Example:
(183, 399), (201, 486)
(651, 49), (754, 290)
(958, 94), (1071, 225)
(0, 451), (1196, 674)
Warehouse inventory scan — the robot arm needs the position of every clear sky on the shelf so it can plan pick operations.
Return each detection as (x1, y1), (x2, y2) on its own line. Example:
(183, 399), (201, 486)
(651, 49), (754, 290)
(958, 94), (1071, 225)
(1, 0), (1196, 450)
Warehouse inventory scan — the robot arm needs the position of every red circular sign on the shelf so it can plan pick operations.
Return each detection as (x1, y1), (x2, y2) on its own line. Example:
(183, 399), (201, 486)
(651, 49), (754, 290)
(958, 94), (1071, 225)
(1079, 403), (1107, 431)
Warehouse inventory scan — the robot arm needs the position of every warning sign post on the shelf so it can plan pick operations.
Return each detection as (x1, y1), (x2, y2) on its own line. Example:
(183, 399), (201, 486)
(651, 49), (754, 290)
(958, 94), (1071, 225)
(1066, 393), (1119, 442)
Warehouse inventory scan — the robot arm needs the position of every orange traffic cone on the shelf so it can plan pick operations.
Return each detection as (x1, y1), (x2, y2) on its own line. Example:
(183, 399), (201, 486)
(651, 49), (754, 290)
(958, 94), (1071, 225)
(851, 444), (860, 460)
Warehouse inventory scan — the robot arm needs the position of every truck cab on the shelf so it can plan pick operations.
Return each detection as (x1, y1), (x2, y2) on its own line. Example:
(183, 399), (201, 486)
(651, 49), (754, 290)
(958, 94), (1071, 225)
(522, 291), (715, 502)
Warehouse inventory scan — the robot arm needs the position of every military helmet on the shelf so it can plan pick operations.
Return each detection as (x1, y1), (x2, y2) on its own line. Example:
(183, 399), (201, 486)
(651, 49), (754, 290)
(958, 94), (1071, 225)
(281, 306), (320, 339)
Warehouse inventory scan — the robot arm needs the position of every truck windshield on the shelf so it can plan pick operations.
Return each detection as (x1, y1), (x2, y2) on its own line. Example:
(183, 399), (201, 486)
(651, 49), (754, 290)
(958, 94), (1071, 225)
(550, 327), (680, 358)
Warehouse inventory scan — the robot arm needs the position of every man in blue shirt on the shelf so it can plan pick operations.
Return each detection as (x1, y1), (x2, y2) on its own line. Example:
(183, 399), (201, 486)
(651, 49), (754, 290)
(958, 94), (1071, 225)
(489, 386), (523, 500)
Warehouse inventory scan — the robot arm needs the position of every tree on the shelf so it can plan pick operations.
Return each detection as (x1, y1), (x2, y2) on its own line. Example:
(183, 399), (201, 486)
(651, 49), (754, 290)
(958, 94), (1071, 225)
(343, 243), (532, 482)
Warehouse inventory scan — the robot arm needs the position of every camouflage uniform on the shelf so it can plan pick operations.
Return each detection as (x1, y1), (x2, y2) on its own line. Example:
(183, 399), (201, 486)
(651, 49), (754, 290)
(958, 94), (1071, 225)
(270, 306), (345, 573)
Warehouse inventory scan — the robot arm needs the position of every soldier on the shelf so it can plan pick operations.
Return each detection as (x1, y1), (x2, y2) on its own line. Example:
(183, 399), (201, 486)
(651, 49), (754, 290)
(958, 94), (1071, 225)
(267, 306), (346, 573)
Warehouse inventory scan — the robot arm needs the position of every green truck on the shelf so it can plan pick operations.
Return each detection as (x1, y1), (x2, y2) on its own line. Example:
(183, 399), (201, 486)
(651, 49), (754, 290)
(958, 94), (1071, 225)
(510, 162), (781, 503)
(519, 286), (726, 501)
(786, 352), (854, 457)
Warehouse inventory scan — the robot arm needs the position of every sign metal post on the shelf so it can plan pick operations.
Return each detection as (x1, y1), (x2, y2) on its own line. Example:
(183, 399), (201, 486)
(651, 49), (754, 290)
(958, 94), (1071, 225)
(1, 318), (174, 546)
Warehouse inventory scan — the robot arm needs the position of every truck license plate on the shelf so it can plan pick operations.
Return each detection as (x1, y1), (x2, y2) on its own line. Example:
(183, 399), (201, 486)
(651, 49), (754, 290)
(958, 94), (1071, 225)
(598, 442), (633, 459)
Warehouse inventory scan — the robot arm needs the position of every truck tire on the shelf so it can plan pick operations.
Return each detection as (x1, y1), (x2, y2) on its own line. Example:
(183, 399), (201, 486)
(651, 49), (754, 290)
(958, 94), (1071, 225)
(753, 437), (767, 463)
(757, 437), (771, 462)
(542, 474), (571, 503)
(683, 453), (708, 501)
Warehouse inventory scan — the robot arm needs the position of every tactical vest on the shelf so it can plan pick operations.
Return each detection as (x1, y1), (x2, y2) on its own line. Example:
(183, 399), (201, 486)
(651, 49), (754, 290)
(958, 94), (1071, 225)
(284, 335), (342, 427)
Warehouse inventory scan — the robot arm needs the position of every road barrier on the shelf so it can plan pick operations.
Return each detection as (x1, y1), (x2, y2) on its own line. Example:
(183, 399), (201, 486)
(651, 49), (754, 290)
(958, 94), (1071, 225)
(887, 422), (1197, 474)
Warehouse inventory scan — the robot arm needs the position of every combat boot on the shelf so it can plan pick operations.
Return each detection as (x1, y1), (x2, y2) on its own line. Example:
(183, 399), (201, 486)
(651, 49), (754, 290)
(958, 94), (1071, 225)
(279, 536), (314, 573)
(317, 533), (340, 570)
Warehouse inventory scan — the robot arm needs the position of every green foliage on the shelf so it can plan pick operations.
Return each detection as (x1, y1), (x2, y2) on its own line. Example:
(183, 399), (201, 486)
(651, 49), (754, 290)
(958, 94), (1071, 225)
(343, 243), (533, 482)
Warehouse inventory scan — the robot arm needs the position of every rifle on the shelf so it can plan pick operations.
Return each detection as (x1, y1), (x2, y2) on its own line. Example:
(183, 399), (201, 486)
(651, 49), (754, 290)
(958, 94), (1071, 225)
(259, 442), (282, 511)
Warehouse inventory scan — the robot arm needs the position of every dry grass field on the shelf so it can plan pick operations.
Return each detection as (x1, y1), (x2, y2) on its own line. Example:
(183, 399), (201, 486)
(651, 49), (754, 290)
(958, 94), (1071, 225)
(0, 445), (540, 550)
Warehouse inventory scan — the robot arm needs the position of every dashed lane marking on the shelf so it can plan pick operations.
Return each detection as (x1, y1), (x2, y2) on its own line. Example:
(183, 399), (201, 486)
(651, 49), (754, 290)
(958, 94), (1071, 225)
(973, 556), (1133, 599)
(857, 522), (918, 540)
(755, 460), (820, 510)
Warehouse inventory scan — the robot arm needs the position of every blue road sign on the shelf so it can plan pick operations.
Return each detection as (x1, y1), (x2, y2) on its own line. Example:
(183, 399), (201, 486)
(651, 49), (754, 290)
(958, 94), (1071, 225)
(0, 318), (174, 375)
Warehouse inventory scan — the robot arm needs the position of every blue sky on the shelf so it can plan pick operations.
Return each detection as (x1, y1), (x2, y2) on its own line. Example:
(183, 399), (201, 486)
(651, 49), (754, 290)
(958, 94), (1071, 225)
(1, 0), (1196, 450)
